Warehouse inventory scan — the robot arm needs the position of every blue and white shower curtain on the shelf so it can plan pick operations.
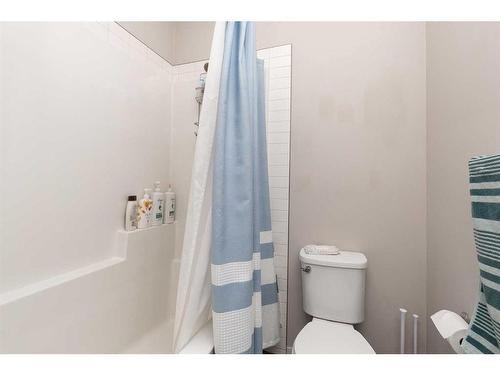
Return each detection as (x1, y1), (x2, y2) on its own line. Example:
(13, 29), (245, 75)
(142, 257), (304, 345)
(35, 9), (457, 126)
(211, 22), (280, 354)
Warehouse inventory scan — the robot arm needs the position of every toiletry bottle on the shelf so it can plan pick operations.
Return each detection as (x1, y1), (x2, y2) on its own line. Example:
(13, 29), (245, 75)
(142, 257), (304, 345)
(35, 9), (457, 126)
(164, 185), (176, 224)
(199, 72), (207, 89)
(137, 188), (153, 229)
(125, 195), (138, 231)
(152, 181), (165, 226)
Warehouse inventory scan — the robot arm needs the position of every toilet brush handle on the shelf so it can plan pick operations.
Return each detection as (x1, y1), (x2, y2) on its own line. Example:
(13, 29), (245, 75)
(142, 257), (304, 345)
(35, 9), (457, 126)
(413, 314), (419, 354)
(399, 308), (407, 354)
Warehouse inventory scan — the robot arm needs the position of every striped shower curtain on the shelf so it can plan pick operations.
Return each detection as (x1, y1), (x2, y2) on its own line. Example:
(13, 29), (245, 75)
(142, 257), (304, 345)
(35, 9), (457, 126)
(211, 22), (280, 354)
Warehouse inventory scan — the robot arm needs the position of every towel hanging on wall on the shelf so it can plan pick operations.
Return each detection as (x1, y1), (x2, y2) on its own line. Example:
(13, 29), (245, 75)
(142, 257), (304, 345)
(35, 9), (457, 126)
(462, 154), (500, 354)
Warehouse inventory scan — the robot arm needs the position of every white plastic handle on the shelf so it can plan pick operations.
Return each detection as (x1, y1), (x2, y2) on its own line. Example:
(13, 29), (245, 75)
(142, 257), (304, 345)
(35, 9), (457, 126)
(412, 314), (419, 354)
(399, 308), (407, 354)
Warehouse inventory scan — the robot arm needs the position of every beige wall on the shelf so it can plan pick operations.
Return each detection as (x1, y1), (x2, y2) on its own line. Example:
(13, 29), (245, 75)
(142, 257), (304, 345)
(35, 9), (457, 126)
(119, 22), (214, 65)
(118, 22), (177, 63)
(426, 22), (500, 353)
(173, 22), (217, 64)
(257, 22), (427, 354)
(168, 22), (428, 353)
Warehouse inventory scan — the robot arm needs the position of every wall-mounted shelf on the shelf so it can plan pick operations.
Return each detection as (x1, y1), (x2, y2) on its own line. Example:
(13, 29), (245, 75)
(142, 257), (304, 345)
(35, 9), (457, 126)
(117, 222), (175, 235)
(1, 223), (175, 307)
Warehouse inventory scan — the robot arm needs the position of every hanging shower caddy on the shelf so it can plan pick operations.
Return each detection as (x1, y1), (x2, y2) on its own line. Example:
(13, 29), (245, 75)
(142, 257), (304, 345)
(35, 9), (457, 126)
(194, 63), (209, 136)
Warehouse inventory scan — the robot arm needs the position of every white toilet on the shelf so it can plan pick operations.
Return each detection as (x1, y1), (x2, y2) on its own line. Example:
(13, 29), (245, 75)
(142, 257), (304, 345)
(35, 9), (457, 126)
(293, 248), (375, 354)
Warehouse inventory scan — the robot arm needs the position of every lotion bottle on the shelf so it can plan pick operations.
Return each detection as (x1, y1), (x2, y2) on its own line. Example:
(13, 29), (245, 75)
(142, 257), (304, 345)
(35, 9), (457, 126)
(164, 184), (176, 224)
(152, 181), (165, 226)
(124, 195), (138, 231)
(137, 188), (153, 229)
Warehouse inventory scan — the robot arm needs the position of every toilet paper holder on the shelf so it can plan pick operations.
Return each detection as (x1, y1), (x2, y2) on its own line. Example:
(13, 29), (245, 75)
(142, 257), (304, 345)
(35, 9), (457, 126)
(431, 310), (470, 353)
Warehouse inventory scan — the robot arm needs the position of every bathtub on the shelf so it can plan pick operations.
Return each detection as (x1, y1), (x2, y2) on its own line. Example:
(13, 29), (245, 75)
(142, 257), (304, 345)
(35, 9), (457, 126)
(179, 319), (214, 354)
(0, 224), (176, 353)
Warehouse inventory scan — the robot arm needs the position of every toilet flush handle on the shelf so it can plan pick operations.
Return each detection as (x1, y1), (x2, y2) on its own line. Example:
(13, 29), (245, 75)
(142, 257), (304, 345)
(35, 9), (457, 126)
(301, 265), (311, 273)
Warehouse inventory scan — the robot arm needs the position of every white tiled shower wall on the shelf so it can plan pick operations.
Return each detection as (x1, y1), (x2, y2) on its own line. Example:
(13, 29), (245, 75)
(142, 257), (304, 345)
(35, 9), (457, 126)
(257, 45), (291, 354)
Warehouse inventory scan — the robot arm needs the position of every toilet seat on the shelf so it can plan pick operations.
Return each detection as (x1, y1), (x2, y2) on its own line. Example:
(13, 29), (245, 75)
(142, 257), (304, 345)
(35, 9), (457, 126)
(293, 318), (375, 354)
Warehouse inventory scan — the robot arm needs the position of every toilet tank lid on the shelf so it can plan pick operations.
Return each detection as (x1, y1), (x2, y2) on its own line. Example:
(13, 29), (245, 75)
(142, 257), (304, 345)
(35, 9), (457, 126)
(299, 248), (367, 269)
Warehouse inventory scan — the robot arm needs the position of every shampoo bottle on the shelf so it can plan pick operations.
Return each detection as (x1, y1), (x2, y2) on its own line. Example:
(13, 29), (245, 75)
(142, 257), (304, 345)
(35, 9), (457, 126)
(137, 188), (153, 229)
(124, 195), (138, 231)
(152, 181), (165, 226)
(164, 185), (176, 224)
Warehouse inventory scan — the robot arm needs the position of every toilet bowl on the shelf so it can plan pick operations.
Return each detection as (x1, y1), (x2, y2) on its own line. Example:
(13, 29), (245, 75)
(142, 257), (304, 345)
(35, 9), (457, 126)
(293, 318), (374, 354)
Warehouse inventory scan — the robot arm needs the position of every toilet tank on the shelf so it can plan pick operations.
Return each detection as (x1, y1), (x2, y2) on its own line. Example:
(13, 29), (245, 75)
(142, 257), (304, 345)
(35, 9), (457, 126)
(299, 248), (367, 324)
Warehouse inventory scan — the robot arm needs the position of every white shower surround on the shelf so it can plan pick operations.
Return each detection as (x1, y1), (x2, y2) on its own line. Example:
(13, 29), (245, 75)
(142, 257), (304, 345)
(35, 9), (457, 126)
(0, 22), (172, 294)
(0, 22), (290, 354)
(0, 22), (176, 353)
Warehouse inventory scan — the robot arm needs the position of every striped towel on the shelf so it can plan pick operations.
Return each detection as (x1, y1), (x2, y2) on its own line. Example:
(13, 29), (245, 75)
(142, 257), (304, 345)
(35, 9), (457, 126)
(462, 155), (500, 354)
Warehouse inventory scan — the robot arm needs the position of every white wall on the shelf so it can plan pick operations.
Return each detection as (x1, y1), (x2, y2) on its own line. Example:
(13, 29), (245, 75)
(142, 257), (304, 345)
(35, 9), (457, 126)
(0, 23), (172, 294)
(426, 22), (500, 353)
